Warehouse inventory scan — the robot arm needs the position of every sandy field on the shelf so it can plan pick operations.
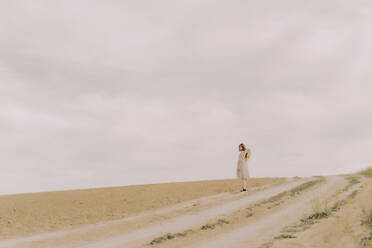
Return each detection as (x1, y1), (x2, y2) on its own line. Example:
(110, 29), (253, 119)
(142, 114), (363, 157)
(0, 171), (371, 248)
(0, 177), (285, 239)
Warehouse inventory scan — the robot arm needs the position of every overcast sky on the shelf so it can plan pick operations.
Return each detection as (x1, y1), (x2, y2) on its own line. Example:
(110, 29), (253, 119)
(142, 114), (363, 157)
(1, 0), (372, 194)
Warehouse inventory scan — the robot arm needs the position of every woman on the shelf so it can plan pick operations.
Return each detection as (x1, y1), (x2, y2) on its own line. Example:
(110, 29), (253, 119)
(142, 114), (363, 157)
(236, 143), (251, 192)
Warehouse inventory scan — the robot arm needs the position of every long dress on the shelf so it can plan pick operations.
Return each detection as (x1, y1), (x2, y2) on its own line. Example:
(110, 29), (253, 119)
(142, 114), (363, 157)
(236, 150), (250, 179)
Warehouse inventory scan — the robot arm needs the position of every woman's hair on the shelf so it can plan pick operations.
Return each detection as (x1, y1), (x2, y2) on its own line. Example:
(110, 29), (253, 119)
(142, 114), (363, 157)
(239, 143), (246, 151)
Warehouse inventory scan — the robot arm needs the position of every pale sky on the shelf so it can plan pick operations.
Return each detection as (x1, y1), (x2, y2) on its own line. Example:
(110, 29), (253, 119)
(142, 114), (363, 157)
(1, 0), (372, 194)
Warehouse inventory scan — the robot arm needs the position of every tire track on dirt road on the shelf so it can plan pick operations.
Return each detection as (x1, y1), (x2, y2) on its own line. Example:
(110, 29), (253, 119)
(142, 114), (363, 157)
(0, 180), (286, 248)
(72, 177), (316, 248)
(183, 176), (346, 248)
(0, 177), (315, 248)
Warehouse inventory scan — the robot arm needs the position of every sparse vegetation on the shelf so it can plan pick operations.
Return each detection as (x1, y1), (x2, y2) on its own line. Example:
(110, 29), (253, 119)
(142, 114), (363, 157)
(148, 179), (322, 247)
(278, 208), (331, 239)
(148, 229), (193, 245)
(148, 218), (231, 245)
(267, 202), (281, 209)
(350, 189), (359, 199)
(4, 173), (370, 248)
(359, 167), (372, 178)
(361, 210), (372, 227)
(246, 212), (253, 218)
(304, 211), (331, 221)
(345, 176), (361, 187)
(148, 217), (231, 245)
(279, 182), (362, 246)
(330, 199), (347, 212)
(274, 234), (296, 239)
(360, 208), (372, 247)
(331, 189), (359, 212)
(201, 218), (229, 230)
(261, 191), (287, 205)
(289, 180), (321, 196)
(281, 224), (310, 233)
(257, 241), (274, 248)
(301, 186), (359, 225)
(258, 180), (321, 207)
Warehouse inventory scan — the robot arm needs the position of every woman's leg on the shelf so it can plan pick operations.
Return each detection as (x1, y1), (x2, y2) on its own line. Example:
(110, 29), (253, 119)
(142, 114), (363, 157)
(240, 178), (247, 191)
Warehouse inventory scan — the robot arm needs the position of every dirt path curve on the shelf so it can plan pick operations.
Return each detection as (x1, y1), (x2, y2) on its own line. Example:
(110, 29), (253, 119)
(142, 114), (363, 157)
(273, 176), (368, 248)
(0, 177), (313, 248)
(185, 175), (346, 248)
(0, 180), (285, 248)
(81, 178), (317, 248)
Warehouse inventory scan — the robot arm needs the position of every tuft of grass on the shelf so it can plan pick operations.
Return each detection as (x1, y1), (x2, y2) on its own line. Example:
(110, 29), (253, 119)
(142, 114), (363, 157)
(359, 167), (372, 178)
(246, 212), (253, 218)
(281, 224), (310, 233)
(274, 234), (296, 239)
(260, 180), (321, 206)
(305, 211), (331, 220)
(289, 180), (321, 196)
(280, 209), (331, 238)
(260, 230), (296, 247)
(360, 233), (372, 248)
(331, 189), (359, 212)
(149, 229), (193, 245)
(347, 176), (361, 186)
(201, 223), (215, 230)
(360, 229), (372, 247)
(261, 191), (287, 205)
(298, 205), (331, 227)
(330, 199), (347, 212)
(282, 185), (361, 244)
(299, 218), (315, 225)
(350, 189), (359, 199)
(360, 208), (372, 247)
(361, 209), (372, 227)
(201, 218), (229, 230)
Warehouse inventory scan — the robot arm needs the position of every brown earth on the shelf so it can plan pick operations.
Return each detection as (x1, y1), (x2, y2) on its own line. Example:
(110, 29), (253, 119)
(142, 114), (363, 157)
(0, 172), (371, 248)
(0, 177), (285, 239)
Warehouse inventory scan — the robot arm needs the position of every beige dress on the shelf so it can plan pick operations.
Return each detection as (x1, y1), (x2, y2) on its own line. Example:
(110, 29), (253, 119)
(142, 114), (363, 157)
(236, 150), (250, 179)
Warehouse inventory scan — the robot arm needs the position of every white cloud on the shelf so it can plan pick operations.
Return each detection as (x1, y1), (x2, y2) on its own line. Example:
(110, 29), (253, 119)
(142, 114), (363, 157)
(1, 0), (372, 194)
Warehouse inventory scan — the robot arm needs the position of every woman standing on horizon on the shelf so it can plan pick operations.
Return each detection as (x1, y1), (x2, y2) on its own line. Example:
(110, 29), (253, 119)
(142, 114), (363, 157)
(236, 143), (251, 192)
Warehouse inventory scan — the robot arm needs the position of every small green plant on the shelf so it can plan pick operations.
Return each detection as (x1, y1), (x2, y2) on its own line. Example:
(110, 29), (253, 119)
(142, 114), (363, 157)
(274, 234), (296, 239)
(148, 229), (193, 245)
(246, 212), (253, 218)
(306, 211), (331, 220)
(347, 176), (361, 186)
(281, 224), (310, 233)
(330, 199), (347, 212)
(299, 218), (315, 225)
(260, 180), (321, 206)
(261, 192), (287, 204)
(361, 209), (372, 227)
(289, 180), (321, 197)
(360, 208), (372, 247)
(350, 190), (359, 199)
(201, 218), (229, 230)
(360, 232), (372, 247)
(298, 204), (331, 228)
(200, 223), (214, 230)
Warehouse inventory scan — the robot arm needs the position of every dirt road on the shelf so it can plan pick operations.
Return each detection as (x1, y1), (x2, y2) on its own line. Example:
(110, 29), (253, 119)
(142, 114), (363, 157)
(0, 175), (370, 248)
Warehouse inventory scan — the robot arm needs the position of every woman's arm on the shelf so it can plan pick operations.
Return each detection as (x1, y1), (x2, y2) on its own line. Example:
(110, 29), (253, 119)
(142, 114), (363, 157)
(244, 149), (251, 160)
(246, 149), (251, 159)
